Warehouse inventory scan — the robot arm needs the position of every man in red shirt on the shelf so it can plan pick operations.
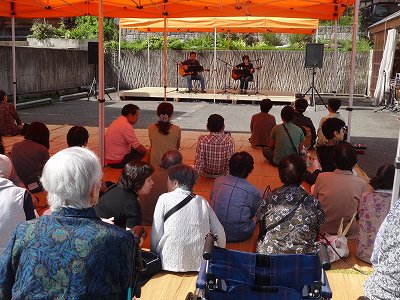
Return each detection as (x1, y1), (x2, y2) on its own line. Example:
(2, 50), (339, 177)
(105, 104), (147, 168)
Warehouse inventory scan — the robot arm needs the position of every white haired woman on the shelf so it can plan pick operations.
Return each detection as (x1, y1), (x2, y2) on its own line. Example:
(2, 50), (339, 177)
(0, 147), (139, 299)
(151, 164), (226, 272)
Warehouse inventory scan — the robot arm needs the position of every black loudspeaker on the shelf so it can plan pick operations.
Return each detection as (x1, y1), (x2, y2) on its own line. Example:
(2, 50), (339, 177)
(88, 42), (99, 65)
(305, 43), (324, 69)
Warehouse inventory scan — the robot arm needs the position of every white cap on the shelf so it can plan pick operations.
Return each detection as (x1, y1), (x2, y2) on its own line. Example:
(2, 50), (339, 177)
(0, 154), (12, 179)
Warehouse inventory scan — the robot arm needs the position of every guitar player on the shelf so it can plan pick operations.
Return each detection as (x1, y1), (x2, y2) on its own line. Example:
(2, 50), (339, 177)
(233, 55), (255, 94)
(181, 51), (206, 93)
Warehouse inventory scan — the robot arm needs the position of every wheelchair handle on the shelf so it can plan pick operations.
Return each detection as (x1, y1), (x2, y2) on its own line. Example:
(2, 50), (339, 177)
(318, 243), (331, 270)
(203, 233), (217, 260)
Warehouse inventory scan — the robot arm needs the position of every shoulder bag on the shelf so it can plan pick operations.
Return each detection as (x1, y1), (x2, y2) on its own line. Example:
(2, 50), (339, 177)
(164, 192), (196, 222)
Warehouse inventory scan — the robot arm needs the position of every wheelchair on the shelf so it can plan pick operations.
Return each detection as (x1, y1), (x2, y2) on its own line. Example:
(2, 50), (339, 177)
(187, 233), (332, 300)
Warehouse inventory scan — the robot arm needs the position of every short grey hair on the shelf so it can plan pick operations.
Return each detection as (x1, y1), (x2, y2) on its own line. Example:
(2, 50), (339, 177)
(0, 154), (12, 179)
(160, 150), (183, 169)
(41, 147), (102, 211)
(167, 164), (198, 192)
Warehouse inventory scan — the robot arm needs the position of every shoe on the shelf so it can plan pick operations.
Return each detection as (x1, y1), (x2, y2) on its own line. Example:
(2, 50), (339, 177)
(187, 89), (193, 93)
(201, 90), (206, 93)
(239, 90), (244, 94)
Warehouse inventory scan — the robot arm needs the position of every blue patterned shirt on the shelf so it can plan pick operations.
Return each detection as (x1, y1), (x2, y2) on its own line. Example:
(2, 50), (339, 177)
(0, 207), (136, 300)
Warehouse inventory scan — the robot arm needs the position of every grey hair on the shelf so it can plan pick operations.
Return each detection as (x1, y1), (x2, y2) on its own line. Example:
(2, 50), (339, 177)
(160, 150), (183, 169)
(41, 147), (102, 211)
(0, 154), (12, 179)
(167, 164), (198, 192)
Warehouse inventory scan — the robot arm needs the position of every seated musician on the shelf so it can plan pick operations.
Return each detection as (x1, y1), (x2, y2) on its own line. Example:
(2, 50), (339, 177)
(234, 55), (255, 94)
(181, 51), (206, 93)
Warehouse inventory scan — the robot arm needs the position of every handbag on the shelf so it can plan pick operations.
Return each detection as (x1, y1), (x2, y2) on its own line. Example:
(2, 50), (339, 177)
(260, 193), (307, 238)
(282, 123), (307, 159)
(164, 192), (196, 222)
(139, 250), (162, 284)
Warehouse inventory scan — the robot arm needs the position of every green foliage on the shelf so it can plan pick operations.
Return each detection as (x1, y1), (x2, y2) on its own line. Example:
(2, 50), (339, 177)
(261, 33), (283, 46)
(29, 17), (117, 41)
(184, 34), (214, 50)
(30, 19), (63, 40)
(167, 38), (185, 50)
(288, 34), (313, 48)
(337, 38), (372, 52)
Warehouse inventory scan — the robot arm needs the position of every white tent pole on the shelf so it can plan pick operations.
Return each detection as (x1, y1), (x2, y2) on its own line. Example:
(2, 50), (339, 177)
(347, 0), (360, 142)
(315, 25), (319, 43)
(117, 21), (121, 98)
(98, 0), (105, 166)
(147, 32), (150, 86)
(163, 16), (167, 101)
(391, 129), (400, 207)
(11, 14), (16, 107)
(333, 19), (338, 97)
(213, 27), (217, 103)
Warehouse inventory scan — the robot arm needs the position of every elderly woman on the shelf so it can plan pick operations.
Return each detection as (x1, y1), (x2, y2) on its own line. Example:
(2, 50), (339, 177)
(0, 154), (35, 255)
(95, 161), (154, 229)
(256, 154), (326, 254)
(151, 164), (226, 272)
(11, 122), (50, 192)
(0, 147), (138, 299)
(148, 102), (181, 167)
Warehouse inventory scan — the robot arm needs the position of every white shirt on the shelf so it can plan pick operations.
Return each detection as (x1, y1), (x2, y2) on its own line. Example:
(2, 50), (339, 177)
(151, 188), (226, 272)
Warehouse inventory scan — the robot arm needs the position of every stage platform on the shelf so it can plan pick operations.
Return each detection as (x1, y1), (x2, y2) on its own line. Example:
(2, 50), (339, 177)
(121, 87), (295, 104)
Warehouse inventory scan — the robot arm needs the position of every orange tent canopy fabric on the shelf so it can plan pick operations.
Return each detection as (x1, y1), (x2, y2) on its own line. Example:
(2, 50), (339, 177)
(0, 0), (354, 20)
(120, 17), (319, 34)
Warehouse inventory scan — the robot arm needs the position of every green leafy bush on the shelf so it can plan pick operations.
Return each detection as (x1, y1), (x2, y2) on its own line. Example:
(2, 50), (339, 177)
(29, 19), (62, 40)
(288, 34), (313, 48)
(261, 33), (283, 46)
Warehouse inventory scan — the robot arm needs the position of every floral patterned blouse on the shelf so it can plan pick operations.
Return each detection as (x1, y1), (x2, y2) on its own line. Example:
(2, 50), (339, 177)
(364, 199), (400, 299)
(356, 189), (392, 263)
(0, 207), (136, 300)
(256, 185), (326, 255)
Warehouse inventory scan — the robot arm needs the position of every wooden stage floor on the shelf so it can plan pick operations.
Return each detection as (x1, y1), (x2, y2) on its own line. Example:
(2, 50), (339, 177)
(3, 124), (372, 300)
(121, 86), (295, 104)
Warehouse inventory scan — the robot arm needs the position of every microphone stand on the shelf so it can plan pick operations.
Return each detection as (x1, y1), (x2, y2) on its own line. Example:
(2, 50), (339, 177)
(217, 57), (235, 95)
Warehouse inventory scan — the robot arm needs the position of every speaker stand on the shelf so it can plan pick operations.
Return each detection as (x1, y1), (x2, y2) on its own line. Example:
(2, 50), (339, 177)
(304, 68), (326, 111)
(87, 64), (112, 101)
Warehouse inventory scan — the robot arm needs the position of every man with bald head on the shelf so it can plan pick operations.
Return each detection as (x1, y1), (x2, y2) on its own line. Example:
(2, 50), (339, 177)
(139, 150), (183, 225)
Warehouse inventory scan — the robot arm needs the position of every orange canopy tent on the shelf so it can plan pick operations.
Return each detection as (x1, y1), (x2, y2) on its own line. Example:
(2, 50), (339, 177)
(120, 17), (319, 35)
(1, 0), (354, 20)
(0, 0), (360, 166)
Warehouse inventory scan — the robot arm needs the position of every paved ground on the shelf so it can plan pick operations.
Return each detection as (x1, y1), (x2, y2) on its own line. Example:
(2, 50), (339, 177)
(18, 92), (400, 177)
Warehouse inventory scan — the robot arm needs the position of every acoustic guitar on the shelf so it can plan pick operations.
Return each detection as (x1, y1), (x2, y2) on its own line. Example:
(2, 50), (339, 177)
(231, 66), (262, 80)
(176, 61), (209, 77)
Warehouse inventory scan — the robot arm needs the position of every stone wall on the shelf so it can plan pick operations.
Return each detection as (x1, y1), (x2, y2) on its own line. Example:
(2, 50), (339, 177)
(0, 46), (95, 97)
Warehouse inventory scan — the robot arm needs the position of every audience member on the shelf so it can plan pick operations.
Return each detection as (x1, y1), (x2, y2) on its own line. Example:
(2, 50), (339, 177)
(364, 200), (400, 300)
(194, 114), (235, 178)
(256, 154), (326, 254)
(11, 122), (50, 193)
(317, 117), (346, 172)
(316, 98), (345, 147)
(105, 104), (147, 168)
(313, 142), (369, 238)
(210, 151), (260, 242)
(0, 147), (138, 299)
(151, 164), (226, 272)
(95, 161), (154, 229)
(364, 198), (400, 299)
(148, 102), (181, 167)
(292, 98), (316, 149)
(357, 164), (395, 263)
(0, 136), (24, 188)
(67, 125), (89, 147)
(249, 99), (276, 148)
(0, 154), (35, 255)
(0, 90), (23, 136)
(139, 150), (182, 225)
(262, 106), (305, 166)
